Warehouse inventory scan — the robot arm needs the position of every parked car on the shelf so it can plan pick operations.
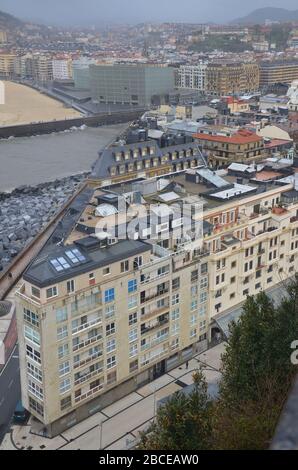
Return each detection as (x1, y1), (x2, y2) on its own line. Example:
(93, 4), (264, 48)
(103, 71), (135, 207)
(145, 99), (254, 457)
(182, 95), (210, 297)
(13, 401), (29, 424)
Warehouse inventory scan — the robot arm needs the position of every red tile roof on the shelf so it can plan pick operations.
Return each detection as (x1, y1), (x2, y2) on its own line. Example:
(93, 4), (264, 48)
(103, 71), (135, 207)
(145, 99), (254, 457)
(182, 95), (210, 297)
(193, 129), (263, 145)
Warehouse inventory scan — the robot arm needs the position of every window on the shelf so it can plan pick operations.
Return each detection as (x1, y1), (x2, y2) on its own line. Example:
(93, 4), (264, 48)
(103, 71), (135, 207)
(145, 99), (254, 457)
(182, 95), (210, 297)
(121, 260), (129, 273)
(24, 325), (40, 346)
(256, 270), (261, 279)
(201, 263), (208, 274)
(29, 397), (43, 417)
(129, 328), (138, 343)
(107, 355), (116, 369)
(46, 286), (58, 299)
(60, 378), (71, 395)
(231, 276), (236, 284)
(129, 343), (138, 358)
(190, 328), (197, 339)
(28, 380), (43, 400)
(57, 325), (68, 341)
(191, 285), (198, 297)
(172, 278), (180, 290)
(171, 322), (180, 336)
(107, 371), (117, 385)
(106, 339), (116, 354)
(26, 345), (41, 364)
(129, 312), (138, 326)
(58, 343), (69, 359)
(105, 304), (115, 320)
(191, 270), (198, 282)
(60, 396), (71, 411)
(134, 256), (143, 268)
(106, 323), (115, 336)
(215, 303), (222, 313)
(171, 308), (180, 321)
(200, 292), (207, 303)
(128, 295), (138, 309)
(255, 283), (261, 290)
(67, 280), (75, 294)
(27, 362), (42, 382)
(128, 279), (137, 293)
(59, 361), (70, 377)
(129, 359), (138, 373)
(200, 277), (208, 289)
(56, 307), (67, 323)
(31, 287), (40, 299)
(172, 293), (180, 306)
(199, 305), (207, 317)
(190, 313), (197, 326)
(103, 267), (110, 276)
(104, 288), (115, 303)
(191, 299), (198, 311)
(230, 293), (235, 300)
(231, 261), (237, 269)
(267, 277), (273, 284)
(243, 289), (249, 296)
(24, 309), (39, 327)
(215, 289), (222, 298)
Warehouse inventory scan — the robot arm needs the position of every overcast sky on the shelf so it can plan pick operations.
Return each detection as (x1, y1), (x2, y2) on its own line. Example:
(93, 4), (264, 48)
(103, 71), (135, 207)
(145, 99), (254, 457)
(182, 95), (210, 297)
(1, 0), (298, 25)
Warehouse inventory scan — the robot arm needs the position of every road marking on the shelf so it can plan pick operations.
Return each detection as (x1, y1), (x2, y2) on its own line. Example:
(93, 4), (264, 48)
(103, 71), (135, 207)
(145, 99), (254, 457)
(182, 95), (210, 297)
(0, 397), (4, 407)
(0, 344), (18, 378)
(12, 355), (19, 359)
(8, 379), (14, 389)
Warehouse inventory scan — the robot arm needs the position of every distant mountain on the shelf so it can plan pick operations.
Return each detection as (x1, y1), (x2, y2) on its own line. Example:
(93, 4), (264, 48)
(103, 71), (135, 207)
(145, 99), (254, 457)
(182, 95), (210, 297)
(231, 7), (298, 25)
(0, 9), (23, 30)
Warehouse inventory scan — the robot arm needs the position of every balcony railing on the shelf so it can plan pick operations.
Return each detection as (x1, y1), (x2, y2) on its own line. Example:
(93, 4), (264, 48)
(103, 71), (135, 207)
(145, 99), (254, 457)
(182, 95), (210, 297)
(74, 383), (104, 404)
(74, 366), (104, 387)
(72, 316), (102, 335)
(141, 288), (169, 304)
(73, 351), (103, 370)
(73, 334), (103, 352)
(141, 333), (169, 351)
(141, 318), (169, 335)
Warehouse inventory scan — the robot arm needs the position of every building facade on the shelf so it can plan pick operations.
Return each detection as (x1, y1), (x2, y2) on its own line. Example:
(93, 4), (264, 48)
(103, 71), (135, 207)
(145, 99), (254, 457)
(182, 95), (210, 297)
(0, 53), (16, 78)
(15, 165), (298, 437)
(89, 63), (176, 106)
(205, 62), (260, 96)
(259, 62), (298, 88)
(176, 64), (207, 92)
(52, 59), (73, 81)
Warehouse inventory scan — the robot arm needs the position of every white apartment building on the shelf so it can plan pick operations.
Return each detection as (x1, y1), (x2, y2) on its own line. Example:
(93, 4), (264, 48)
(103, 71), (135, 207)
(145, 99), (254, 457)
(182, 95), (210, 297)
(176, 63), (207, 92)
(52, 59), (73, 81)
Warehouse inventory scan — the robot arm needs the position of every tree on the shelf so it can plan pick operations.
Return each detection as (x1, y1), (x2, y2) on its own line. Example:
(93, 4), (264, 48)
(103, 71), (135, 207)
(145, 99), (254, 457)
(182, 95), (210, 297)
(138, 369), (213, 450)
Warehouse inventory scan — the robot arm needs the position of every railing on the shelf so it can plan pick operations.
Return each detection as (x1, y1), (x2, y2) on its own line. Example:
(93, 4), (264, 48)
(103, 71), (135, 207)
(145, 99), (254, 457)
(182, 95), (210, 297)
(141, 288), (169, 304)
(73, 351), (103, 370)
(74, 383), (104, 404)
(141, 318), (169, 336)
(140, 346), (169, 367)
(73, 334), (103, 352)
(72, 316), (102, 335)
(74, 366), (104, 387)
(141, 333), (169, 351)
(140, 270), (170, 285)
(141, 302), (170, 321)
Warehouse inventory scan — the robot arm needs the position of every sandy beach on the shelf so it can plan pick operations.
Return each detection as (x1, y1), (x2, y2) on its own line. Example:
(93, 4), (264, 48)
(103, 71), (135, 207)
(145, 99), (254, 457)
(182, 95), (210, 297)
(0, 81), (82, 127)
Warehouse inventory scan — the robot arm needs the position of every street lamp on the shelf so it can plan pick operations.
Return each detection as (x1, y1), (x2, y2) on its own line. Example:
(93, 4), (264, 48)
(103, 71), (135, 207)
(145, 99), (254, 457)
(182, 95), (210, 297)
(98, 421), (103, 450)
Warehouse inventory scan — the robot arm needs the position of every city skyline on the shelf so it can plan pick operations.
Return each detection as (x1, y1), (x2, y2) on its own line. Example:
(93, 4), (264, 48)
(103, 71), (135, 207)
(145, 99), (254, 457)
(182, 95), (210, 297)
(1, 0), (298, 26)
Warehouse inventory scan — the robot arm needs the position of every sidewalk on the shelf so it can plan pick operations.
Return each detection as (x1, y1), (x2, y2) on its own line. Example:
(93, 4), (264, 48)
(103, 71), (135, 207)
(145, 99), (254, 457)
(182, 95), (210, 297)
(0, 342), (226, 451)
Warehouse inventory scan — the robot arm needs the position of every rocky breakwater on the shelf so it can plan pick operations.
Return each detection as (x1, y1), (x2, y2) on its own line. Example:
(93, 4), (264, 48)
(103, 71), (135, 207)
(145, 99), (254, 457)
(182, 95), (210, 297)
(0, 173), (89, 272)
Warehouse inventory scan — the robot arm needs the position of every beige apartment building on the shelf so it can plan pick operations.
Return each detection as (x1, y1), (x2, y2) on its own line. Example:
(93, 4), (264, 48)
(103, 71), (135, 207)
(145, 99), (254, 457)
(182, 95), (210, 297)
(0, 53), (16, 77)
(205, 62), (260, 96)
(16, 167), (298, 436)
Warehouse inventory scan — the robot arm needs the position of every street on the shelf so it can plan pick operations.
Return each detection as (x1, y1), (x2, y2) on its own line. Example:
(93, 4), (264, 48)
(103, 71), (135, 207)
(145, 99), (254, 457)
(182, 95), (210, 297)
(0, 344), (21, 444)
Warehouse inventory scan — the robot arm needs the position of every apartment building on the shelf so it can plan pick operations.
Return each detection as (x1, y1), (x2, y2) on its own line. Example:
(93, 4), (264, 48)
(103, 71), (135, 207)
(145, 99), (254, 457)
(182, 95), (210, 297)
(0, 31), (7, 44)
(176, 64), (207, 92)
(32, 55), (53, 82)
(205, 62), (260, 96)
(259, 61), (298, 88)
(15, 161), (298, 436)
(0, 53), (16, 77)
(193, 127), (265, 167)
(52, 59), (73, 81)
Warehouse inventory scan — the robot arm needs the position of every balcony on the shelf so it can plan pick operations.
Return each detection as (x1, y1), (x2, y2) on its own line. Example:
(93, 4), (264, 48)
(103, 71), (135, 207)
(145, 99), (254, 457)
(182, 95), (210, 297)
(141, 300), (170, 321)
(74, 366), (104, 387)
(73, 351), (103, 370)
(73, 333), (103, 352)
(72, 316), (102, 335)
(141, 333), (169, 351)
(141, 317), (169, 336)
(74, 383), (104, 404)
(140, 287), (169, 304)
